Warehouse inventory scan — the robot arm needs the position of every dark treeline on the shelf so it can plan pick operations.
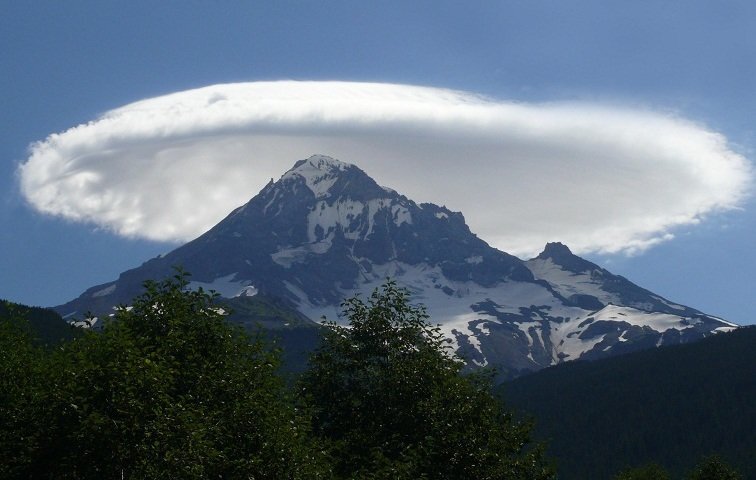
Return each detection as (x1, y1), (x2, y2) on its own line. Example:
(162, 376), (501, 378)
(500, 325), (756, 479)
(0, 299), (78, 346)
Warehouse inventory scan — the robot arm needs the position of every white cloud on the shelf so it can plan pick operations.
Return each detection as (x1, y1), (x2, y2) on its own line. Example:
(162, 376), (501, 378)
(18, 81), (752, 257)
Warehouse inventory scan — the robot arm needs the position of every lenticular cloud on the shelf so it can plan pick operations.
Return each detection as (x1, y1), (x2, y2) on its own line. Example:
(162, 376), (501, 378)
(18, 81), (752, 257)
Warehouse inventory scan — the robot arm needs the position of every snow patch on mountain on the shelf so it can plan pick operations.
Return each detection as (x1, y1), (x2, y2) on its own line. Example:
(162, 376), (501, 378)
(593, 304), (699, 331)
(526, 257), (618, 304)
(91, 284), (116, 298)
(714, 325), (738, 332)
(654, 295), (687, 312)
(281, 252), (735, 368)
(262, 188), (284, 215)
(283, 259), (585, 363)
(188, 274), (258, 298)
(307, 200), (362, 242)
(446, 311), (497, 357)
(281, 155), (349, 199)
(560, 332), (608, 360)
(272, 238), (334, 267)
(306, 198), (412, 242)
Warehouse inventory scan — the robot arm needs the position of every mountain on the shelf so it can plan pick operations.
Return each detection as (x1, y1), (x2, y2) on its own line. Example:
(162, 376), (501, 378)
(498, 326), (756, 479)
(55, 155), (737, 378)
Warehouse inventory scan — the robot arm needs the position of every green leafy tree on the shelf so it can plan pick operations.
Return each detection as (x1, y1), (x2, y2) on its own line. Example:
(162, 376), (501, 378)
(688, 455), (743, 480)
(301, 280), (554, 480)
(0, 313), (53, 478)
(1, 270), (331, 479)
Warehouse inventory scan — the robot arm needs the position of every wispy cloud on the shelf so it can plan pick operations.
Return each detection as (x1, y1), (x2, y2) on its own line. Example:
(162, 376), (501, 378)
(18, 81), (752, 257)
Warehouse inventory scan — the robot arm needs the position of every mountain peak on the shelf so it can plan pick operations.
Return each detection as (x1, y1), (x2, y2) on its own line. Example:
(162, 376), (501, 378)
(279, 155), (353, 199)
(288, 154), (351, 174)
(276, 155), (386, 201)
(534, 242), (599, 274)
(55, 155), (736, 380)
(537, 242), (573, 259)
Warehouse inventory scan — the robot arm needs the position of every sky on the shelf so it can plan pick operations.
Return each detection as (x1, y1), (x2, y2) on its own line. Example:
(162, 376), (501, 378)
(1, 1), (755, 325)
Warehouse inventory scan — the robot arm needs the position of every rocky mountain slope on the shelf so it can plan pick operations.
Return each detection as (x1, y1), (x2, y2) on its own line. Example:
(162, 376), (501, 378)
(55, 155), (737, 378)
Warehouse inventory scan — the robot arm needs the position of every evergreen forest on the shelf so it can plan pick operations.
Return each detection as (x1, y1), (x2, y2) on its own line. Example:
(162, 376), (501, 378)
(500, 325), (756, 479)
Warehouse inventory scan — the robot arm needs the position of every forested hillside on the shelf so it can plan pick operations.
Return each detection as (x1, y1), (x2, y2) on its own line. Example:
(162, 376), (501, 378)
(500, 326), (756, 479)
(0, 299), (76, 345)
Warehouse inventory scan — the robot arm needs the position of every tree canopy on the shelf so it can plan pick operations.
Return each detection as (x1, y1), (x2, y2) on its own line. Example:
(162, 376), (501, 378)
(2, 274), (747, 479)
(0, 271), (329, 479)
(612, 456), (744, 480)
(1, 276), (554, 479)
(301, 280), (554, 480)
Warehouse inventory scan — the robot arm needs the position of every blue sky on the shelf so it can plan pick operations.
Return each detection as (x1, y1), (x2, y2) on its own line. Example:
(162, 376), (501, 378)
(1, 1), (755, 325)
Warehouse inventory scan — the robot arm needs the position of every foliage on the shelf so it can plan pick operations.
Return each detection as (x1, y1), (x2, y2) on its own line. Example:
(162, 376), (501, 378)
(0, 299), (77, 345)
(301, 280), (555, 480)
(687, 455), (743, 480)
(501, 326), (756, 479)
(7, 273), (746, 479)
(0, 313), (53, 477)
(612, 457), (745, 480)
(223, 294), (325, 378)
(0, 270), (330, 479)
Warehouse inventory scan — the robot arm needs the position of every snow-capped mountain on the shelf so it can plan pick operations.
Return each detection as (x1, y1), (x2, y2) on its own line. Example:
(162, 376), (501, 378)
(55, 155), (737, 378)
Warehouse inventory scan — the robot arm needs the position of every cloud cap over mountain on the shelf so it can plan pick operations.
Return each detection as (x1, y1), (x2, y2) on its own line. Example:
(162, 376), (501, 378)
(18, 81), (752, 257)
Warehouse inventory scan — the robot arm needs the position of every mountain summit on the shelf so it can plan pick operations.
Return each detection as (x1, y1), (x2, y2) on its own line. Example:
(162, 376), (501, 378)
(280, 155), (385, 200)
(56, 155), (737, 378)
